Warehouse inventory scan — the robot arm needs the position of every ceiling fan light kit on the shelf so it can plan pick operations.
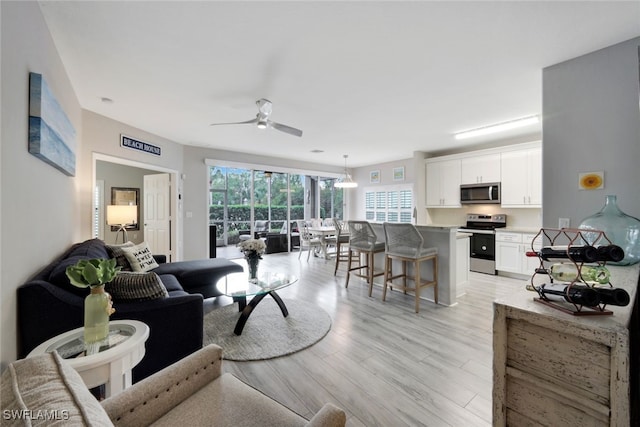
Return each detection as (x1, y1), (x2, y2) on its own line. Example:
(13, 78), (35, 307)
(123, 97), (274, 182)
(210, 98), (303, 137)
(334, 154), (358, 189)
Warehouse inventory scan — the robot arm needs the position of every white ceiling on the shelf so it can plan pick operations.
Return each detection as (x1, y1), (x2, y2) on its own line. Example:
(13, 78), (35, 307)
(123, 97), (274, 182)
(38, 1), (640, 168)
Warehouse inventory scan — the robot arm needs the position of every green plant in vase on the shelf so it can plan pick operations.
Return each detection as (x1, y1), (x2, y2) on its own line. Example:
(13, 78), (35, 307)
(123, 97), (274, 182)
(66, 258), (120, 353)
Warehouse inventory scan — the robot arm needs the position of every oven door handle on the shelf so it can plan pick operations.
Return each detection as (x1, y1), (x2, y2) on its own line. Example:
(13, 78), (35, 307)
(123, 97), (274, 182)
(457, 228), (496, 235)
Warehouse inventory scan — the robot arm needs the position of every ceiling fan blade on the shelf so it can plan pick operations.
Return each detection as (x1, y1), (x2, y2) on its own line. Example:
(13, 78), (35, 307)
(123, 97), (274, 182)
(209, 117), (258, 127)
(270, 121), (303, 137)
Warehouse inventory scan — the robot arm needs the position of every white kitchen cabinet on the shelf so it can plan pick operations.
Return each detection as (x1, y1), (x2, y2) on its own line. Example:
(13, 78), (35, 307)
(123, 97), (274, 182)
(496, 231), (541, 276)
(522, 233), (542, 273)
(495, 232), (523, 274)
(501, 147), (542, 207)
(425, 159), (461, 207)
(460, 154), (501, 184)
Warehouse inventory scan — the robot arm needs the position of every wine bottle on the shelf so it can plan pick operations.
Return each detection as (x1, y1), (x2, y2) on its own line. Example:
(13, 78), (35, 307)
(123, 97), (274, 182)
(540, 263), (611, 284)
(525, 245), (598, 263)
(593, 287), (630, 307)
(595, 245), (625, 262)
(533, 283), (600, 306)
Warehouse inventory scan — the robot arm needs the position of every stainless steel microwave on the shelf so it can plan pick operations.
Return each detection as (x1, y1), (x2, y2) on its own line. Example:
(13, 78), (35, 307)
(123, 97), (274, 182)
(460, 182), (501, 204)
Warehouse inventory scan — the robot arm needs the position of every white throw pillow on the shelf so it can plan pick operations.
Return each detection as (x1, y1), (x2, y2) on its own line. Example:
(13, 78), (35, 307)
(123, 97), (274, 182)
(121, 242), (159, 272)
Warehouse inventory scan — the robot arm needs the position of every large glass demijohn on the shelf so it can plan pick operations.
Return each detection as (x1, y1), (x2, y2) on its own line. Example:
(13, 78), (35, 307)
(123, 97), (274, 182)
(578, 195), (640, 266)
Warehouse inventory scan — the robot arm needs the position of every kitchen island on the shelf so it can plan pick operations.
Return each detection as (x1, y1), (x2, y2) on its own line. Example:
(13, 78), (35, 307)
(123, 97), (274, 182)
(369, 223), (468, 306)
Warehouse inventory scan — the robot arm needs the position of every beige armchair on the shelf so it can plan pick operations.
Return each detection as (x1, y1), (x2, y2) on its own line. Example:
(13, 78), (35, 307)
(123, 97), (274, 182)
(1, 344), (346, 427)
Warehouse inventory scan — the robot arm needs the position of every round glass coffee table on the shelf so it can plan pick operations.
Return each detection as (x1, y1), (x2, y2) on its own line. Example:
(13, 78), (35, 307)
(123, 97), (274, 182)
(216, 271), (298, 335)
(27, 320), (149, 397)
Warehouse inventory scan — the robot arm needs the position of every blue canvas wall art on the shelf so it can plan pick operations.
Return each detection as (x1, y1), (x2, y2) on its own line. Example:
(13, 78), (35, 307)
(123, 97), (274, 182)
(29, 72), (76, 176)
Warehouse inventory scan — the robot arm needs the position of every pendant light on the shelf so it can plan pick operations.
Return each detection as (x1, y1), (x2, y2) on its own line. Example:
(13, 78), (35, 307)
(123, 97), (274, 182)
(334, 154), (358, 188)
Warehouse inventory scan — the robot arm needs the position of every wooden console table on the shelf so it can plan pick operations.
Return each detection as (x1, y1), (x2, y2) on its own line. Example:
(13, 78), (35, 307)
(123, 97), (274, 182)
(493, 264), (639, 426)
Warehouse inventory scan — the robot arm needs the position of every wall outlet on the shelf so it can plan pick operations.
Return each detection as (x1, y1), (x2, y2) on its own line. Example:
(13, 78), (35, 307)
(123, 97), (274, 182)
(558, 218), (570, 229)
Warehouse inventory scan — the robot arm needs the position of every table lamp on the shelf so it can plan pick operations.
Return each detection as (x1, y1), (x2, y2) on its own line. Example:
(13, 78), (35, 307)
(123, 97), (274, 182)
(107, 205), (137, 243)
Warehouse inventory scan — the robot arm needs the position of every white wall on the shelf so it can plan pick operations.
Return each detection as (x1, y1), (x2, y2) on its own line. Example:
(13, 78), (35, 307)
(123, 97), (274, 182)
(542, 37), (640, 227)
(1, 2), (82, 368)
(351, 157), (417, 220)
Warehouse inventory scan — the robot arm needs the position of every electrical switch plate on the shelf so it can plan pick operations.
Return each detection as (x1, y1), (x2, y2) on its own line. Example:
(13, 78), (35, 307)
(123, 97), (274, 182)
(558, 218), (570, 229)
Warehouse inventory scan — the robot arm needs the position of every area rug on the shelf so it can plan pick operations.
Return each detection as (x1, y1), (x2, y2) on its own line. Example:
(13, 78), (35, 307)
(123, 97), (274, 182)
(203, 298), (331, 361)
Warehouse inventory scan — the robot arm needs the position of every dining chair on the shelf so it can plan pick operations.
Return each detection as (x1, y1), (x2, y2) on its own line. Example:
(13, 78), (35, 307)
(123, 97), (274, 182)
(345, 221), (385, 296)
(333, 219), (351, 275)
(322, 218), (334, 227)
(382, 222), (438, 313)
(309, 218), (322, 228)
(319, 218), (339, 256)
(296, 220), (322, 261)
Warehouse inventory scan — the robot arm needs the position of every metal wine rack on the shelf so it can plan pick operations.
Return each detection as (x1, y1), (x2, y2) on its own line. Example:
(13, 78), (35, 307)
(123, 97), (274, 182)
(528, 227), (614, 316)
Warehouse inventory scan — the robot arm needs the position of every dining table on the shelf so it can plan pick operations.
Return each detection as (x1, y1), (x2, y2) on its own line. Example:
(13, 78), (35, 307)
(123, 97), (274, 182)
(307, 226), (337, 259)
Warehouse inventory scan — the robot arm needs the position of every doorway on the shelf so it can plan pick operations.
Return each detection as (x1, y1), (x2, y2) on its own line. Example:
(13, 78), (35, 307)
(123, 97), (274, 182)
(93, 153), (181, 261)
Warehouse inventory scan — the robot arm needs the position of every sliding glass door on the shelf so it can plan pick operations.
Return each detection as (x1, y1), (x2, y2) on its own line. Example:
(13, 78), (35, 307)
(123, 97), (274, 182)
(209, 165), (344, 255)
(209, 167), (252, 247)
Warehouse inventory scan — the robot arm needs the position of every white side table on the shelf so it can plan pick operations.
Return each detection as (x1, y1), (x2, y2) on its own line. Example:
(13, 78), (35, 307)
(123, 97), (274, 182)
(28, 320), (149, 398)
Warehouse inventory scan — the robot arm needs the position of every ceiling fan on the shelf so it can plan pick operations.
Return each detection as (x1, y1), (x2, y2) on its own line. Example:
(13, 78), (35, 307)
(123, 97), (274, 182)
(210, 98), (303, 137)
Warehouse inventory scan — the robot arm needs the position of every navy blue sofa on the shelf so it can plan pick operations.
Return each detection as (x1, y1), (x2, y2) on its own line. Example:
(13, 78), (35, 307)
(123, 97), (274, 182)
(17, 238), (243, 382)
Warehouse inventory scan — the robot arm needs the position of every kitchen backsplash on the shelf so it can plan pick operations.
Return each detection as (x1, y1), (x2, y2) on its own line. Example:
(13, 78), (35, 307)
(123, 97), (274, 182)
(426, 206), (542, 228)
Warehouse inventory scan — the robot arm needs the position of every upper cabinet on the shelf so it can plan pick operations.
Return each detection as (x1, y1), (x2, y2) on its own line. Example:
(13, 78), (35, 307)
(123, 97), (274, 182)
(426, 159), (461, 208)
(501, 146), (542, 207)
(425, 141), (542, 210)
(460, 154), (501, 184)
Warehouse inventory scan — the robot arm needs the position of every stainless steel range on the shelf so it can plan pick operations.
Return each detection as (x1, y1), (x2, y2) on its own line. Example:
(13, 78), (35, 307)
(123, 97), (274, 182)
(458, 213), (507, 275)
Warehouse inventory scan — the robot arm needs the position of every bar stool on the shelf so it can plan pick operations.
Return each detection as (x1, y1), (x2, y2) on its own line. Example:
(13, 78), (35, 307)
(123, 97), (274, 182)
(333, 218), (351, 275)
(382, 222), (438, 313)
(345, 221), (385, 296)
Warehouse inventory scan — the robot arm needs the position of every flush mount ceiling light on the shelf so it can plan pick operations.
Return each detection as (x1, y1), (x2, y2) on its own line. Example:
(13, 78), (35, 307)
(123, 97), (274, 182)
(454, 115), (539, 140)
(334, 154), (358, 189)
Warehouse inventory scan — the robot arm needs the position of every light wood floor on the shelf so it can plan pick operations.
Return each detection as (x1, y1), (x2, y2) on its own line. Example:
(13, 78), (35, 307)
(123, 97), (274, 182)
(205, 251), (527, 426)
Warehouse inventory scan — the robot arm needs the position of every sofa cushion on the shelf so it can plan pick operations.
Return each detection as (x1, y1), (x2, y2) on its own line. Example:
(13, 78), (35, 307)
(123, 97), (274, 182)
(122, 242), (159, 272)
(67, 238), (110, 260)
(48, 255), (93, 297)
(157, 274), (183, 293)
(152, 259), (243, 284)
(105, 241), (135, 271)
(1, 351), (114, 426)
(106, 271), (169, 301)
(151, 373), (306, 427)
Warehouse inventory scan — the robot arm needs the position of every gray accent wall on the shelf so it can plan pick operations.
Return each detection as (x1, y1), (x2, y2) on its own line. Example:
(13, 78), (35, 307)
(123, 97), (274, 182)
(542, 37), (640, 228)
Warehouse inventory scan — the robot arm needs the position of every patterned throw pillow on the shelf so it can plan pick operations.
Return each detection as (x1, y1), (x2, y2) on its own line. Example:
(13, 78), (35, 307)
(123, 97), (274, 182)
(121, 242), (159, 272)
(105, 241), (135, 271)
(106, 271), (168, 301)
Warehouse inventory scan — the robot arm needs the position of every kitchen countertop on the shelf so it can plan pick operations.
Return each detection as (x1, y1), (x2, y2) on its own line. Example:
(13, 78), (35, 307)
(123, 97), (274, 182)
(498, 226), (542, 233)
(418, 224), (463, 230)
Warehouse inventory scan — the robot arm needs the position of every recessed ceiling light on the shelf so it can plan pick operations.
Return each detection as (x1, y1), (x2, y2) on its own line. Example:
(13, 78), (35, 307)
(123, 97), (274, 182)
(454, 115), (539, 140)
(310, 149), (324, 153)
(100, 97), (114, 104)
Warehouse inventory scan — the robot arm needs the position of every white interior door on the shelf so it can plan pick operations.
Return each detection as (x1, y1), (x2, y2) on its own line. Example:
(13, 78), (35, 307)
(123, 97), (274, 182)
(144, 173), (171, 260)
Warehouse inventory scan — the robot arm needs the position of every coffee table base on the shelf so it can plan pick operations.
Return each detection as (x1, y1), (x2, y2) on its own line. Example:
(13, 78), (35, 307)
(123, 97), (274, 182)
(232, 291), (289, 335)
